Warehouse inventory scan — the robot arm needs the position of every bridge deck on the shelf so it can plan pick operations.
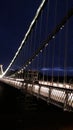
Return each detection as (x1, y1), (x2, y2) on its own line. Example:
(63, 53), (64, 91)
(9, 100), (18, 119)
(0, 78), (73, 111)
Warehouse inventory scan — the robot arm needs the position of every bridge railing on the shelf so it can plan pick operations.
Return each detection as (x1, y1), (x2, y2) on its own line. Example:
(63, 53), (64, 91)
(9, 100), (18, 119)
(1, 77), (73, 112)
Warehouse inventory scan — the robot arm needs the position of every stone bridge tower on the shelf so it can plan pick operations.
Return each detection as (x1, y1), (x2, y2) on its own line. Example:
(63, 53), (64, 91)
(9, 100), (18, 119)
(0, 65), (3, 75)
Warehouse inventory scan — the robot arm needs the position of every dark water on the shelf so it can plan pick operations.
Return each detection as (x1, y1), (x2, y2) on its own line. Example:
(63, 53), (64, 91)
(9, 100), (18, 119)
(0, 82), (73, 130)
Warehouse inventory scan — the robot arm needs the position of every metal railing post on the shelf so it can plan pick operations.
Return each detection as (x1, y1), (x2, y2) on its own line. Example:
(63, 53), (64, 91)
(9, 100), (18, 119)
(47, 86), (51, 104)
(64, 90), (69, 111)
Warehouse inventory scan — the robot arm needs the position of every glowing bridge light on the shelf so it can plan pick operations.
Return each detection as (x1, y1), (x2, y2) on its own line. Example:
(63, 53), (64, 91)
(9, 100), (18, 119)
(60, 27), (63, 30)
(29, 61), (31, 64)
(53, 83), (58, 87)
(19, 70), (22, 73)
(18, 71), (20, 74)
(52, 36), (55, 39)
(45, 43), (48, 47)
(40, 50), (42, 52)
(21, 69), (23, 72)
(62, 25), (64, 28)
(58, 83), (63, 87)
(32, 59), (34, 61)
(65, 84), (70, 89)
(36, 54), (38, 57)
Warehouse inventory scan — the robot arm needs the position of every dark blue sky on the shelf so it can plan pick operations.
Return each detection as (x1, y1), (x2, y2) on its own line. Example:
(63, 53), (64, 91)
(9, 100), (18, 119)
(0, 0), (41, 67)
(0, 0), (73, 76)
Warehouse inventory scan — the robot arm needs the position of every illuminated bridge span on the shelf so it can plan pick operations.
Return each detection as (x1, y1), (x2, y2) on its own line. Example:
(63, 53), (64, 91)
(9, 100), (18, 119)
(0, 0), (73, 111)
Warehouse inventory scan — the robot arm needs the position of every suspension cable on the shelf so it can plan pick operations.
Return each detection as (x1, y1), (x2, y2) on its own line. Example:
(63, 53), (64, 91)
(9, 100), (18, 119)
(51, 0), (57, 85)
(22, 8), (73, 74)
(2, 0), (47, 77)
(64, 0), (68, 87)
(42, 0), (50, 82)
(6, 7), (73, 78)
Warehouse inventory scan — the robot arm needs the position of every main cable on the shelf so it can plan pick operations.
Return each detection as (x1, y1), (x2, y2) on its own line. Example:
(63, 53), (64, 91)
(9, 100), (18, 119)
(2, 0), (47, 77)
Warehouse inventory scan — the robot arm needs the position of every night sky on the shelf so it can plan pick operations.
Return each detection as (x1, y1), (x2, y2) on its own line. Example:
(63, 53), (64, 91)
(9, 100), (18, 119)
(0, 0), (41, 67)
(0, 0), (73, 76)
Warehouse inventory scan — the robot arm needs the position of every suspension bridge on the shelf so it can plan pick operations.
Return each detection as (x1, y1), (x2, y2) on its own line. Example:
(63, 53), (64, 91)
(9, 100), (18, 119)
(0, 0), (73, 111)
